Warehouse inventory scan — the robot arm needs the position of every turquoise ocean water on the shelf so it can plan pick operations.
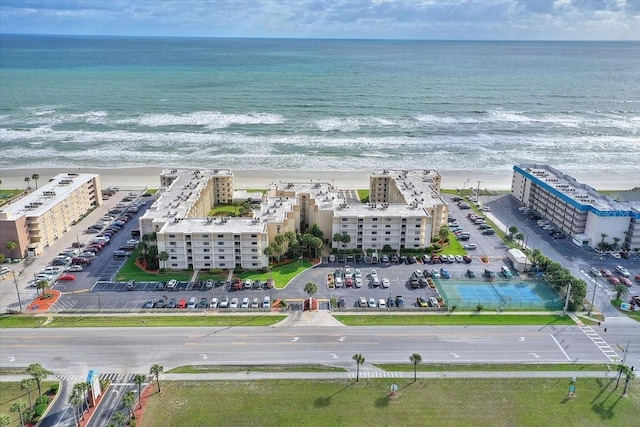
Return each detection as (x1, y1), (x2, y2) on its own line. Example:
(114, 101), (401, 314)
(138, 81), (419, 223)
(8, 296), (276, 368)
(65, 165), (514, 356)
(1, 35), (639, 179)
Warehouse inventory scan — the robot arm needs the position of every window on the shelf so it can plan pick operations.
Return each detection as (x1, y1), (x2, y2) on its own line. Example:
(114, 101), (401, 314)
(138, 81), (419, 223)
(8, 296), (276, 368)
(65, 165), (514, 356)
(342, 218), (348, 222)
(220, 255), (225, 260)
(385, 231), (391, 235)
(251, 234), (257, 238)
(251, 249), (258, 253)
(203, 241), (209, 245)
(217, 234), (224, 238)
(372, 218), (378, 221)
(204, 263), (211, 267)
(171, 263), (178, 267)
(169, 234), (176, 238)
(203, 248), (210, 253)
(202, 234), (209, 238)
(169, 241), (176, 246)
(170, 249), (176, 253)
(204, 256), (210, 260)
(372, 231), (378, 235)
(218, 241), (225, 246)
(171, 256), (177, 260)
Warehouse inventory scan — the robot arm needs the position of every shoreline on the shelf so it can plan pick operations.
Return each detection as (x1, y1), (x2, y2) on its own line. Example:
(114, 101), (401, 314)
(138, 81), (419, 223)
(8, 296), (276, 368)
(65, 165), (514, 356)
(0, 167), (632, 192)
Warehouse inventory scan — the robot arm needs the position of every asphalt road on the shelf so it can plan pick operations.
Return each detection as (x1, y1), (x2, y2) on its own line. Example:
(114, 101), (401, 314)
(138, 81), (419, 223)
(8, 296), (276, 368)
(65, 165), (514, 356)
(4, 323), (639, 376)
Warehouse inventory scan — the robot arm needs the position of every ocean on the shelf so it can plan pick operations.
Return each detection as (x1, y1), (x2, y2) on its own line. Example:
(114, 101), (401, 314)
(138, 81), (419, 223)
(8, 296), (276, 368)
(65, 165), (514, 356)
(1, 34), (639, 183)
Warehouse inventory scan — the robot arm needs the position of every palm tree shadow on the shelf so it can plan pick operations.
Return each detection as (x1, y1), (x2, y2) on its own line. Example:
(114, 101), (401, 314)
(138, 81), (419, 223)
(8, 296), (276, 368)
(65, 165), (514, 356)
(313, 383), (353, 408)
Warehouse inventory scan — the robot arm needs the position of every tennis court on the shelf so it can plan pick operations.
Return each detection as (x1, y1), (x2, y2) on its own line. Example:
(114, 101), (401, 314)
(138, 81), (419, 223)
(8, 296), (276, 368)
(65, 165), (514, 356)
(438, 280), (562, 310)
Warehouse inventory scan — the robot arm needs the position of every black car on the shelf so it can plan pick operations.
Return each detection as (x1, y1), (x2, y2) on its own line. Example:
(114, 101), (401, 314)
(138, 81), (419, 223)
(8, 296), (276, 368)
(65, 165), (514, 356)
(196, 298), (208, 309)
(466, 270), (476, 278)
(166, 298), (177, 309)
(154, 299), (166, 309)
(388, 297), (396, 308)
(484, 269), (496, 279)
(354, 254), (363, 263)
(338, 297), (346, 308)
(396, 296), (406, 308)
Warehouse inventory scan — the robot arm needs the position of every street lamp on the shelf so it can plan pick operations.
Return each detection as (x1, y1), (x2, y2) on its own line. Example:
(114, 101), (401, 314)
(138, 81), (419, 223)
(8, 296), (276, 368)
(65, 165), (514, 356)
(12, 272), (23, 313)
(588, 280), (597, 317)
(476, 180), (482, 204)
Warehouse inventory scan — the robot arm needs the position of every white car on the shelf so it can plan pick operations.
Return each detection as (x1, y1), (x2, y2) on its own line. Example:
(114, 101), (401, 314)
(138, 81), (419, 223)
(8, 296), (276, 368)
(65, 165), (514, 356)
(230, 298), (239, 309)
(219, 296), (229, 308)
(354, 269), (362, 279)
(344, 266), (352, 276)
(67, 265), (83, 272)
(455, 255), (464, 263)
(368, 297), (377, 308)
(209, 298), (219, 309)
(479, 206), (491, 212)
(381, 278), (390, 288)
(354, 277), (363, 288)
(241, 297), (250, 308)
(263, 296), (271, 308)
(370, 269), (378, 280)
(251, 297), (260, 309)
(378, 299), (386, 309)
(615, 265), (630, 277)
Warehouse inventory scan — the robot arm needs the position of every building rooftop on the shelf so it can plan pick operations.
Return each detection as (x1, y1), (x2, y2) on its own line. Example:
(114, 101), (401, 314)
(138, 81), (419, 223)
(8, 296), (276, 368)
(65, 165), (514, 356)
(516, 164), (640, 214)
(0, 173), (98, 220)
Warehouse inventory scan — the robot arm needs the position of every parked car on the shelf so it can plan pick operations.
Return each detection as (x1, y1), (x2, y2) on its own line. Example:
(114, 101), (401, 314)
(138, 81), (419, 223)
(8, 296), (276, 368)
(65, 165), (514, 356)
(143, 299), (155, 309)
(381, 278), (390, 288)
(378, 299), (386, 309)
(230, 298), (239, 309)
(359, 297), (368, 308)
(463, 255), (472, 263)
(241, 297), (250, 308)
(251, 297), (260, 309)
(589, 267), (602, 277)
(57, 273), (76, 281)
(620, 277), (632, 287)
(440, 268), (451, 279)
(615, 265), (630, 278)
(338, 297), (346, 308)
(466, 269), (476, 278)
(167, 298), (177, 309)
(601, 268), (612, 277)
(219, 296), (229, 308)
(396, 296), (406, 308)
(431, 269), (441, 279)
(416, 297), (429, 307)
(608, 276), (620, 285)
(67, 264), (83, 272)
(368, 297), (377, 308)
(455, 255), (464, 263)
(429, 297), (440, 307)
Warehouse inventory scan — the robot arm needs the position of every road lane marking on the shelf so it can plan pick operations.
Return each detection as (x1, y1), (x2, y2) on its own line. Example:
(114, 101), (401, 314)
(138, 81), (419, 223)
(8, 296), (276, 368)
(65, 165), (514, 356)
(329, 353), (338, 359)
(291, 337), (300, 342)
(450, 353), (460, 359)
(529, 353), (540, 359)
(578, 325), (621, 363)
(550, 334), (571, 361)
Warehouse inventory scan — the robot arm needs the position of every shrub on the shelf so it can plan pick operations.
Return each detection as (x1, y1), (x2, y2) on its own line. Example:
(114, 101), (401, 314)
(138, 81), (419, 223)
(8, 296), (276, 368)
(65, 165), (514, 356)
(34, 402), (47, 417)
(49, 383), (59, 393)
(431, 243), (442, 251)
(260, 267), (270, 273)
(210, 268), (223, 275)
(35, 395), (48, 405)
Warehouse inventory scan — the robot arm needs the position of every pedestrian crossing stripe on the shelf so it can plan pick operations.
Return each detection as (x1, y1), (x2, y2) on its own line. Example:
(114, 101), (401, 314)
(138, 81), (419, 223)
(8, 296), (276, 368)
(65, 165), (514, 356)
(579, 326), (621, 363)
(348, 371), (399, 379)
(56, 373), (140, 383)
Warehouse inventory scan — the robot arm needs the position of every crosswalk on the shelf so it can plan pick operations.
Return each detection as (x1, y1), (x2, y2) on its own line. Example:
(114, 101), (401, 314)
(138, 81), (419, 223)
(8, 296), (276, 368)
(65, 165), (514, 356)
(57, 373), (142, 383)
(579, 325), (621, 363)
(348, 371), (400, 379)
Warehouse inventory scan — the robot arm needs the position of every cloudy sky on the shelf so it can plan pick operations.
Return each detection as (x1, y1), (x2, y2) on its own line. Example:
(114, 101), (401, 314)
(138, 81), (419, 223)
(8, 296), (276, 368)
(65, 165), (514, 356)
(1, 0), (639, 40)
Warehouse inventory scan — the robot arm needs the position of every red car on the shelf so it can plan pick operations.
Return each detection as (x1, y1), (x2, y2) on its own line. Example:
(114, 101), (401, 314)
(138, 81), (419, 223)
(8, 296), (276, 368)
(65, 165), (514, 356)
(620, 277), (633, 287)
(58, 273), (76, 281)
(601, 268), (612, 278)
(345, 277), (354, 287)
(608, 276), (620, 285)
(635, 274), (640, 282)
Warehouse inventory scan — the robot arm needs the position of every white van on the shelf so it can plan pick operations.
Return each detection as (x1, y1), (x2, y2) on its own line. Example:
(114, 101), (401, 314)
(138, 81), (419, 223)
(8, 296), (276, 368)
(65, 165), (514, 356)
(501, 266), (513, 278)
(187, 297), (197, 309)
(0, 266), (10, 276)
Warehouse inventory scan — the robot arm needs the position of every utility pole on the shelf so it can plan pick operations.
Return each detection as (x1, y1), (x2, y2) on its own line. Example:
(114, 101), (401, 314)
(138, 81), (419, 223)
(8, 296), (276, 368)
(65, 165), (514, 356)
(476, 180), (482, 204)
(616, 338), (631, 389)
(563, 282), (572, 315)
(588, 280), (597, 317)
(12, 272), (23, 312)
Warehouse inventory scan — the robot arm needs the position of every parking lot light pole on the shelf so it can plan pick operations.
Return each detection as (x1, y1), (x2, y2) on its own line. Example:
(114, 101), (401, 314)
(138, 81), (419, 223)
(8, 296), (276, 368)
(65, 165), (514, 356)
(563, 282), (572, 315)
(12, 272), (23, 313)
(476, 181), (482, 204)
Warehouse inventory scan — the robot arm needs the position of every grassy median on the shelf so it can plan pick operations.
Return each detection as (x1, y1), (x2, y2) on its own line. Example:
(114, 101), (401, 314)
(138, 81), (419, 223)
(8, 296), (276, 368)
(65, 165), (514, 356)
(0, 314), (286, 328)
(140, 378), (639, 427)
(333, 314), (576, 326)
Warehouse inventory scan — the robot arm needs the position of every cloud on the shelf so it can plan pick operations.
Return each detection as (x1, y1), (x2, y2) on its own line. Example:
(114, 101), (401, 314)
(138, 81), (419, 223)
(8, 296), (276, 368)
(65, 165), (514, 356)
(1, 0), (638, 40)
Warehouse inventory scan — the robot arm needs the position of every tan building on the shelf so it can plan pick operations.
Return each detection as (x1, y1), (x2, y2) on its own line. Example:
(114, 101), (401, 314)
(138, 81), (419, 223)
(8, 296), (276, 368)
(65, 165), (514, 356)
(141, 169), (448, 270)
(0, 173), (102, 259)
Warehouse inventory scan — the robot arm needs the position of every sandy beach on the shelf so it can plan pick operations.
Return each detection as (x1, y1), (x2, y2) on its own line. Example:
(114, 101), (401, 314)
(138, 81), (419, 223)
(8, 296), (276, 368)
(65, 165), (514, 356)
(0, 167), (632, 192)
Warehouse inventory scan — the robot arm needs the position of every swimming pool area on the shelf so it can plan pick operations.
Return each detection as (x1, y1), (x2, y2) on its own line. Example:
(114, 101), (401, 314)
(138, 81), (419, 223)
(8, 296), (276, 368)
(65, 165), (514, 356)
(437, 279), (563, 310)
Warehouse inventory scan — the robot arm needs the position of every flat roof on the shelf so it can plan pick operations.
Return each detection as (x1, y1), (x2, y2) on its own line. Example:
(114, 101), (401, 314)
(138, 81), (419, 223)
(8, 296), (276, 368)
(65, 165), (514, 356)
(515, 164), (640, 217)
(0, 173), (98, 219)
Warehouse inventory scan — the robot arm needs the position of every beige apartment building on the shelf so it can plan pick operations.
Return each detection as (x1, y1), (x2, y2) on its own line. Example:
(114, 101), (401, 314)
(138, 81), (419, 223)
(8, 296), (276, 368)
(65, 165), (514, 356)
(141, 169), (448, 270)
(0, 173), (102, 259)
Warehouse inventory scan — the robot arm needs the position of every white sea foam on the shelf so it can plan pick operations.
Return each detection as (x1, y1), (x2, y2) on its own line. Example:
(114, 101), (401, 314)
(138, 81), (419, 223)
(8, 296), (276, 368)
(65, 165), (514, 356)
(118, 111), (284, 129)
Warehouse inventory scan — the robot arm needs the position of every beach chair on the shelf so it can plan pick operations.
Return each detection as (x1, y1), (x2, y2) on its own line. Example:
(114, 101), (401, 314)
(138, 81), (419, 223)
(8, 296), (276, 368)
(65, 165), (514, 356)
(567, 385), (576, 398)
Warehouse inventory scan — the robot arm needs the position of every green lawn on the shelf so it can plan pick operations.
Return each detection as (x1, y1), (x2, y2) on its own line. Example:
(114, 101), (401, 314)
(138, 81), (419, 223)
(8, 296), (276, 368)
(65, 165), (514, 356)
(141, 378), (640, 427)
(439, 231), (467, 255)
(357, 189), (369, 203)
(0, 315), (285, 328)
(375, 363), (612, 372)
(168, 365), (347, 374)
(333, 314), (576, 326)
(0, 381), (55, 427)
(114, 252), (194, 281)
(235, 260), (313, 289)
(208, 204), (241, 216)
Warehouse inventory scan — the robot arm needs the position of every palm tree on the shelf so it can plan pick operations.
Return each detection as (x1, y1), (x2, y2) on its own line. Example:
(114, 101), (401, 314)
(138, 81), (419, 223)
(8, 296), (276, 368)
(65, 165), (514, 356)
(310, 236), (323, 259)
(333, 233), (344, 252)
(409, 353), (422, 382)
(24, 176), (31, 190)
(515, 232), (524, 246)
(622, 366), (635, 396)
(613, 283), (629, 301)
(352, 353), (365, 382)
(341, 232), (351, 250)
(303, 281), (318, 311)
(438, 226), (449, 242)
(158, 251), (169, 271)
(263, 245), (275, 263)
(149, 364), (164, 393)
(20, 378), (35, 408)
(112, 410), (129, 427)
(599, 233), (608, 250)
(508, 225), (519, 238)
(26, 363), (50, 400)
(10, 400), (26, 427)
(5, 241), (17, 259)
(133, 374), (146, 409)
(67, 389), (81, 426)
(31, 173), (40, 189)
(74, 381), (88, 419)
(139, 241), (149, 263)
(612, 237), (621, 251)
(36, 280), (50, 298)
(122, 391), (136, 418)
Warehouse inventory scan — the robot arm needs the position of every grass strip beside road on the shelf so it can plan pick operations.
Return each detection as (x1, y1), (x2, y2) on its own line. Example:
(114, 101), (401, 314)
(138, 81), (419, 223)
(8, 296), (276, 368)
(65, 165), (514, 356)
(235, 260), (313, 289)
(140, 378), (640, 427)
(375, 363), (612, 372)
(0, 382), (56, 426)
(333, 313), (576, 326)
(0, 314), (286, 328)
(168, 365), (347, 374)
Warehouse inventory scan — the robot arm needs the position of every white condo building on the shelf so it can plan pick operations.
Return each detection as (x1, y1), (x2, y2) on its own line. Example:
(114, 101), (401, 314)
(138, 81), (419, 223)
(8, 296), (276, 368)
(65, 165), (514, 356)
(140, 169), (448, 270)
(512, 164), (640, 251)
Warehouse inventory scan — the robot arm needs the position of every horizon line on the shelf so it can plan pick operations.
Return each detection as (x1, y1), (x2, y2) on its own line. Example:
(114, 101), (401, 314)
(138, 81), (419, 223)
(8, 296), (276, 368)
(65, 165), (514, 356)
(2, 32), (639, 43)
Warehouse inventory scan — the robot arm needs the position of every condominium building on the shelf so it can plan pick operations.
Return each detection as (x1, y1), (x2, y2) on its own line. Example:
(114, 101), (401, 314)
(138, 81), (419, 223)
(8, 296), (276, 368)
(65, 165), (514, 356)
(512, 164), (640, 250)
(0, 173), (102, 258)
(140, 168), (448, 270)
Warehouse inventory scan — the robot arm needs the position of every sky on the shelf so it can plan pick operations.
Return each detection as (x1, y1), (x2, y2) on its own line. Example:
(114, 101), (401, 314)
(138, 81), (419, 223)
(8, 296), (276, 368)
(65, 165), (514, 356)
(1, 0), (639, 40)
